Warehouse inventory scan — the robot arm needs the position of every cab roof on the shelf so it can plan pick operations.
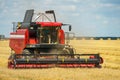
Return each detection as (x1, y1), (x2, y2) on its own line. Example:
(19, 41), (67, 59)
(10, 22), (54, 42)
(36, 22), (62, 27)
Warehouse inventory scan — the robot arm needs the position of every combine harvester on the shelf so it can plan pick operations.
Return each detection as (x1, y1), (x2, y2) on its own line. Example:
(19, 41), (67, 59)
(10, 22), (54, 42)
(8, 9), (103, 68)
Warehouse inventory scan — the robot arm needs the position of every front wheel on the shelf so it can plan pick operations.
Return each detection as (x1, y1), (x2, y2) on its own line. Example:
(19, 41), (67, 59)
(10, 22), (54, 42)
(22, 49), (33, 59)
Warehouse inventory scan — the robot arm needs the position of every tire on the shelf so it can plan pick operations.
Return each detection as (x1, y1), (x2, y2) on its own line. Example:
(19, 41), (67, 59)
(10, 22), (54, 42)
(22, 49), (33, 59)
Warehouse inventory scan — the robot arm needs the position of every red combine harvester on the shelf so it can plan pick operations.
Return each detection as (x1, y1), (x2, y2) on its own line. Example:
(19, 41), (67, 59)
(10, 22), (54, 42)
(8, 9), (103, 68)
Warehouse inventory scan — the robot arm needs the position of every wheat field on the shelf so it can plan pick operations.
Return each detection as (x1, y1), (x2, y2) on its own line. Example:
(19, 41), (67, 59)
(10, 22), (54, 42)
(0, 40), (120, 80)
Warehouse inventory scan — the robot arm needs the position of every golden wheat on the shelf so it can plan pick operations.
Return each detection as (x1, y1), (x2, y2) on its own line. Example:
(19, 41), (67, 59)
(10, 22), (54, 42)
(69, 40), (120, 69)
(0, 40), (120, 80)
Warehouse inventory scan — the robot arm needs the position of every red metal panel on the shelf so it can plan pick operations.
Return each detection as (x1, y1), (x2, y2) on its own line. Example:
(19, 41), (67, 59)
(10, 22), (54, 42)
(58, 29), (65, 44)
(29, 38), (37, 44)
(8, 63), (96, 69)
(9, 29), (29, 54)
(36, 22), (62, 27)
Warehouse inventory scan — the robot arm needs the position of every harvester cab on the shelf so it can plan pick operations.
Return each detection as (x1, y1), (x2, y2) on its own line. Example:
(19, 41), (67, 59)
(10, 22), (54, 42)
(8, 9), (103, 68)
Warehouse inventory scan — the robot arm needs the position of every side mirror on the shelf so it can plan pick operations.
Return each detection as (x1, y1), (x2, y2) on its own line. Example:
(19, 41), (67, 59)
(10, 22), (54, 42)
(69, 25), (72, 31)
(62, 24), (72, 31)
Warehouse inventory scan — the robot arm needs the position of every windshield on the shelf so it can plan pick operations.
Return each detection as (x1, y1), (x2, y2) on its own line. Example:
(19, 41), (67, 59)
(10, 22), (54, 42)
(39, 27), (60, 44)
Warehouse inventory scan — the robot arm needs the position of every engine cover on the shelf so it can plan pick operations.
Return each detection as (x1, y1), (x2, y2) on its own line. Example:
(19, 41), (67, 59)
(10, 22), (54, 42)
(9, 29), (29, 54)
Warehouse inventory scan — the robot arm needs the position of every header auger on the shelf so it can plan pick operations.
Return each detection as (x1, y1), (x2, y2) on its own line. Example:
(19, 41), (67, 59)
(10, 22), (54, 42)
(8, 9), (103, 69)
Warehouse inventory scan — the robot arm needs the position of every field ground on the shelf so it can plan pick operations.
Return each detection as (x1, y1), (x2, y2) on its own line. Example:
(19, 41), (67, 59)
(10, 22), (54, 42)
(0, 40), (120, 80)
